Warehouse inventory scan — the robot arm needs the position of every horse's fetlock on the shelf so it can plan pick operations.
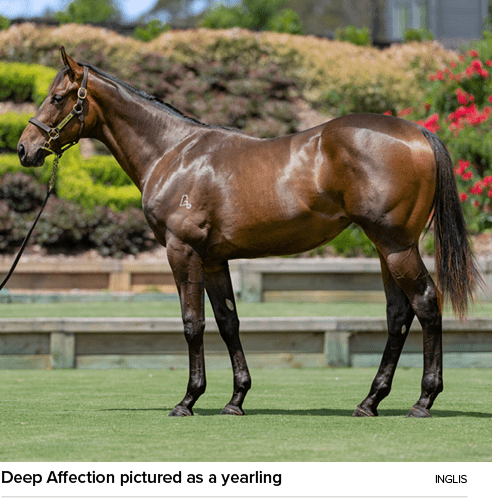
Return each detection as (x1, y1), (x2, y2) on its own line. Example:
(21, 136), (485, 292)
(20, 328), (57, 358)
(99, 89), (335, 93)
(236, 374), (252, 392)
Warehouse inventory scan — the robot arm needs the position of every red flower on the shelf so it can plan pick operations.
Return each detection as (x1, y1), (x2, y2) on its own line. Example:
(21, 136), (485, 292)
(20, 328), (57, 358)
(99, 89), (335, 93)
(383, 110), (392, 116)
(397, 107), (414, 118)
(470, 181), (483, 195)
(455, 88), (469, 105)
(455, 159), (470, 176)
(460, 192), (468, 202)
(429, 70), (445, 81)
(416, 113), (440, 133)
(465, 59), (489, 78)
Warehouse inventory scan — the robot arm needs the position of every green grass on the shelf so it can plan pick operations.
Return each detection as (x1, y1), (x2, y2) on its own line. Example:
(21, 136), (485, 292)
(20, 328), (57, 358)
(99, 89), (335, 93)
(1, 368), (491, 461)
(2, 299), (492, 318)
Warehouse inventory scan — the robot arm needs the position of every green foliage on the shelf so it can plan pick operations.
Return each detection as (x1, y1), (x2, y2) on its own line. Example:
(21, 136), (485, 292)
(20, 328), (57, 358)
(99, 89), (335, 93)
(199, 4), (245, 29)
(404, 27), (434, 42)
(35, 201), (151, 257)
(200, 0), (304, 34)
(0, 171), (152, 257)
(0, 113), (31, 153)
(266, 8), (304, 35)
(327, 225), (377, 257)
(335, 25), (371, 46)
(56, 0), (120, 24)
(0, 14), (10, 31)
(324, 73), (407, 115)
(0, 172), (46, 213)
(408, 42), (492, 233)
(0, 113), (139, 212)
(0, 62), (57, 106)
(134, 19), (170, 42)
(55, 146), (141, 212)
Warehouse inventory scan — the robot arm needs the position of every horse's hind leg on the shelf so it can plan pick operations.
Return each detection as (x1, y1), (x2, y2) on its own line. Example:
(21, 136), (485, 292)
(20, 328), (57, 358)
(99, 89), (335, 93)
(353, 251), (415, 417)
(205, 263), (251, 415)
(380, 244), (443, 418)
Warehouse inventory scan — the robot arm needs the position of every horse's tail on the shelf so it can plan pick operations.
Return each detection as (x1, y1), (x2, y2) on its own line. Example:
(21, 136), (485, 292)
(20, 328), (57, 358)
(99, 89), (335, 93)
(420, 126), (482, 319)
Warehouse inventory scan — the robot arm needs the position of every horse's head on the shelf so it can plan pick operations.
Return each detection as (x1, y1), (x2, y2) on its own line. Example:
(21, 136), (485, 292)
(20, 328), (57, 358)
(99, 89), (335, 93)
(18, 47), (91, 167)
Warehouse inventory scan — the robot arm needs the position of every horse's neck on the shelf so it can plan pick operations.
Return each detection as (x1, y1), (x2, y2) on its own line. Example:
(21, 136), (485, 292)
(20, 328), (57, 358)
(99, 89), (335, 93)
(92, 79), (196, 191)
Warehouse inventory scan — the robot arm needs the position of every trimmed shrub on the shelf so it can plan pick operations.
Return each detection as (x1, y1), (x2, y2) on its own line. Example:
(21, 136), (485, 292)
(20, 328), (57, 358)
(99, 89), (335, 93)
(88, 206), (152, 257)
(0, 25), (457, 122)
(0, 62), (57, 105)
(0, 173), (155, 257)
(0, 172), (46, 213)
(54, 146), (141, 212)
(0, 113), (31, 153)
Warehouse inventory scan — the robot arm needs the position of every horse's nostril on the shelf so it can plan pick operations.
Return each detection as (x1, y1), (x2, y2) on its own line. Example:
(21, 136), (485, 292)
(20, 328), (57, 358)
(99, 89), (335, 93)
(18, 143), (26, 161)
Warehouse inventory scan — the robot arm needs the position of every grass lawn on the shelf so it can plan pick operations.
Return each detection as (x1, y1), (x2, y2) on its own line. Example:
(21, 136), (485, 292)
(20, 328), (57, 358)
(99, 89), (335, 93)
(1, 367), (491, 462)
(2, 299), (492, 318)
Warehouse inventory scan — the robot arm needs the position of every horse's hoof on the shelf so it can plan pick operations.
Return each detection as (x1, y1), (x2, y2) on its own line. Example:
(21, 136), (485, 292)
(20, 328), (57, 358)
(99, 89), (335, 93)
(220, 404), (245, 415)
(406, 405), (432, 418)
(169, 406), (193, 417)
(352, 405), (377, 417)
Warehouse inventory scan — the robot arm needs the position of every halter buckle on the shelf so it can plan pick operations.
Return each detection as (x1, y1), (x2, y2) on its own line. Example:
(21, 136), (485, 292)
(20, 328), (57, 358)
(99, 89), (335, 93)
(77, 87), (87, 100)
(49, 129), (59, 140)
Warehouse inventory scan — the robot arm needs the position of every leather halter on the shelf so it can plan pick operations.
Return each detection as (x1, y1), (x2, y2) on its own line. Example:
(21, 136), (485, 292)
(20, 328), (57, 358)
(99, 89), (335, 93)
(29, 65), (89, 156)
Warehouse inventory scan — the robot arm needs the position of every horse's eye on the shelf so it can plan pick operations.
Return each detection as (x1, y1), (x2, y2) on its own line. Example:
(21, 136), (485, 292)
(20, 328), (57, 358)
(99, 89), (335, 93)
(51, 94), (64, 104)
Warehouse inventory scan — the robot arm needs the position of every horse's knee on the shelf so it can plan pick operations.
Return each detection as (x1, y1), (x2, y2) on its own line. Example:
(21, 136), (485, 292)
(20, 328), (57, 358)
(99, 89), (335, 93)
(183, 318), (205, 344)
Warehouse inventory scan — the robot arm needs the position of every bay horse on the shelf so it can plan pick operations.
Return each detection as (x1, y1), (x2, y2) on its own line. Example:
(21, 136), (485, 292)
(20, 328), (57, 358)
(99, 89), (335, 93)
(18, 48), (480, 418)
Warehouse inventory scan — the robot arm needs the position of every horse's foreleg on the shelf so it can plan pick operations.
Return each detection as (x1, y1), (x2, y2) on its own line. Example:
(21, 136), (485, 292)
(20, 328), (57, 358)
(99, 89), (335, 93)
(353, 252), (415, 417)
(167, 241), (206, 417)
(205, 263), (251, 415)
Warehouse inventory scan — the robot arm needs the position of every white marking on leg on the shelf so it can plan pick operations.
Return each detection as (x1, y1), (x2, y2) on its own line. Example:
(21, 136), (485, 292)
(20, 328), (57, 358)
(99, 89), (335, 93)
(402, 324), (407, 335)
(225, 299), (234, 311)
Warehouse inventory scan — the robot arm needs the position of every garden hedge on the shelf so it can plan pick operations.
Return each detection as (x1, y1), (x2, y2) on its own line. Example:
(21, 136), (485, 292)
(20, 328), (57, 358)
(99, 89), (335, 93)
(0, 24), (456, 118)
(0, 61), (57, 106)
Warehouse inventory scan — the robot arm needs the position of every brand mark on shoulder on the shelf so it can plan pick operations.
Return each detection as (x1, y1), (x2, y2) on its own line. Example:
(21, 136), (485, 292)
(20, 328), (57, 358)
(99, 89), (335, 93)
(180, 195), (192, 209)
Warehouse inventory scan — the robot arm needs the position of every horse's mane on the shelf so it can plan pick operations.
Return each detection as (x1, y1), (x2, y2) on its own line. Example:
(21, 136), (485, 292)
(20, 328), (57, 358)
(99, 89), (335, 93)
(54, 63), (242, 134)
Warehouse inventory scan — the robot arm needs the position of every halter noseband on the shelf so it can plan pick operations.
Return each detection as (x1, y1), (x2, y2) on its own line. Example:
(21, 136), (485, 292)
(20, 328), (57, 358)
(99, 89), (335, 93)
(29, 65), (89, 157)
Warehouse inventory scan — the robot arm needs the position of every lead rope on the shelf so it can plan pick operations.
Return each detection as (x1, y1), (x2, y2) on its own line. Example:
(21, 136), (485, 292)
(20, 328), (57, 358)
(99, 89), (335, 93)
(0, 155), (60, 291)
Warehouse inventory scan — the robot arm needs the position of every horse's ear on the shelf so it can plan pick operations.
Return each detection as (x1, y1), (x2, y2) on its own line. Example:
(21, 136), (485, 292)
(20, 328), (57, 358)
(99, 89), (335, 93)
(61, 46), (69, 67)
(60, 46), (83, 80)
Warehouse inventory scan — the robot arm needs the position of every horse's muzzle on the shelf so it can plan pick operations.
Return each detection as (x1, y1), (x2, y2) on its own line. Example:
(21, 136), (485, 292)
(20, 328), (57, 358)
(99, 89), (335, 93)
(17, 142), (46, 167)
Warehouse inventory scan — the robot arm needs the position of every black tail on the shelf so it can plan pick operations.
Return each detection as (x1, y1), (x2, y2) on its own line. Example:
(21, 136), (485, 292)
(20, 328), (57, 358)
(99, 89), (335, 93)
(419, 127), (482, 319)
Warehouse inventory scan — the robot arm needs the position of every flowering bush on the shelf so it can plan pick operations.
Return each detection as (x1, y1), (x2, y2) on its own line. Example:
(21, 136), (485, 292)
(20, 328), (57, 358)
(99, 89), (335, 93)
(397, 43), (492, 233)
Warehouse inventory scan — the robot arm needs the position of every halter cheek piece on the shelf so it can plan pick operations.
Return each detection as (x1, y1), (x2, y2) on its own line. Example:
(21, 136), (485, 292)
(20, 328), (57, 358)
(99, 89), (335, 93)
(29, 65), (89, 157)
